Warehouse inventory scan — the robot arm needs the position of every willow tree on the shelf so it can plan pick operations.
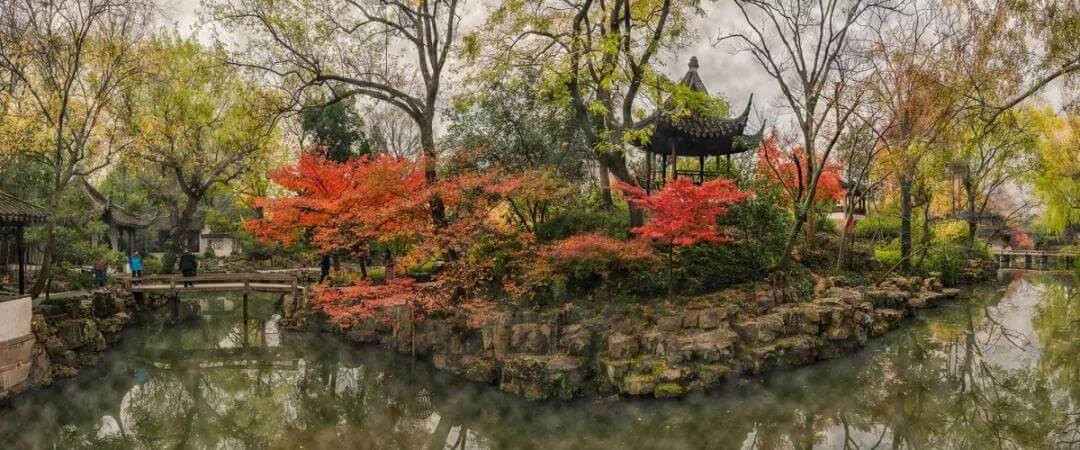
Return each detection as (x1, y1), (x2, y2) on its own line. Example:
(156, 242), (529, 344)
(0, 0), (151, 296)
(207, 0), (461, 226)
(126, 35), (282, 272)
(476, 0), (706, 223)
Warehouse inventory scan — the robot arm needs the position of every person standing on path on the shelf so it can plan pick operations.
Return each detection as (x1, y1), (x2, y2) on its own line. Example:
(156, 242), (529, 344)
(179, 249), (198, 287)
(320, 254), (331, 283)
(129, 251), (143, 278)
(93, 259), (108, 288)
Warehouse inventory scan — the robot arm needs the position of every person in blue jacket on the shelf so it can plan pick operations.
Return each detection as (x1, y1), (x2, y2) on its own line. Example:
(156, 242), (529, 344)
(129, 251), (144, 278)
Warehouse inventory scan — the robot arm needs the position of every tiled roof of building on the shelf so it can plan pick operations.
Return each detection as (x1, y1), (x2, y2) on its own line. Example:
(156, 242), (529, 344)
(0, 192), (47, 225)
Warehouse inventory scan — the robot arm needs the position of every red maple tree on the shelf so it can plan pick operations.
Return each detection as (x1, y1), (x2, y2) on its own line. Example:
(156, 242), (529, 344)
(248, 150), (555, 326)
(616, 177), (751, 296)
(756, 130), (845, 206)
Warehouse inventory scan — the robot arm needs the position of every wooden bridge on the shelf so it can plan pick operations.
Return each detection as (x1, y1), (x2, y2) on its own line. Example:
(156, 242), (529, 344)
(120, 273), (304, 296)
(119, 273), (305, 322)
(994, 249), (1077, 270)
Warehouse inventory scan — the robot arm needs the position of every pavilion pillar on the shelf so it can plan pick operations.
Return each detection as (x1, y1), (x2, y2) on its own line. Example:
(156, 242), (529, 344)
(660, 153), (667, 186)
(16, 224), (25, 295)
(645, 151), (653, 194)
(698, 155), (705, 184)
(670, 142), (677, 180)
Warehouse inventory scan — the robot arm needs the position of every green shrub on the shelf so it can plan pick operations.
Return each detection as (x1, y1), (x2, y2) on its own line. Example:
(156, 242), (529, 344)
(856, 215), (901, 240)
(874, 248), (901, 268)
(921, 242), (964, 286)
(676, 189), (790, 294)
(141, 255), (164, 275)
(535, 209), (629, 242)
(933, 220), (969, 243)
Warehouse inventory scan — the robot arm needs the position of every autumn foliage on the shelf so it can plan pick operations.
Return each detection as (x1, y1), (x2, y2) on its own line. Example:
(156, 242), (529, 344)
(756, 130), (845, 206)
(617, 178), (752, 248)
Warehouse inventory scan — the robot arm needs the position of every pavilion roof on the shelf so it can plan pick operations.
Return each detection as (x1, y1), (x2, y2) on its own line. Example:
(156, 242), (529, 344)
(645, 56), (764, 156)
(0, 192), (47, 226)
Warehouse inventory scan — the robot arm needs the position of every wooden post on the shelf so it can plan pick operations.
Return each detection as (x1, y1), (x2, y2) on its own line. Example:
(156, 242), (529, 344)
(16, 224), (25, 296)
(1025, 254), (1032, 269)
(242, 292), (249, 347)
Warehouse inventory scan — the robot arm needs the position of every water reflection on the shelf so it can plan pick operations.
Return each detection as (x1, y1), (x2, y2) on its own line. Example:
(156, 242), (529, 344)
(1, 273), (1077, 449)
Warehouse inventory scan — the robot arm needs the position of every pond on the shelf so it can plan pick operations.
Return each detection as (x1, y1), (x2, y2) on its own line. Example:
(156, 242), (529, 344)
(1, 271), (1077, 449)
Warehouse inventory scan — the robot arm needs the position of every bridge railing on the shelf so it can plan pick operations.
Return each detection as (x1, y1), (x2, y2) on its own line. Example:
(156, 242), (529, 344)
(117, 272), (301, 294)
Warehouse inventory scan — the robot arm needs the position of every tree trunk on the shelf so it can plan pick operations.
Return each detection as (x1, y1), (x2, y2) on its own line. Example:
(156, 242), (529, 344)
(835, 201), (855, 272)
(964, 179), (977, 249)
(597, 152), (644, 227)
(28, 218), (55, 298)
(419, 122), (447, 227)
(775, 207), (809, 270)
(899, 176), (913, 272)
(598, 165), (613, 208)
(164, 195), (200, 273)
(29, 189), (62, 297)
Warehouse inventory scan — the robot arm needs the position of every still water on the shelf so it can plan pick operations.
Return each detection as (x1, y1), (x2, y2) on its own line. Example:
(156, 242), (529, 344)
(1, 271), (1077, 449)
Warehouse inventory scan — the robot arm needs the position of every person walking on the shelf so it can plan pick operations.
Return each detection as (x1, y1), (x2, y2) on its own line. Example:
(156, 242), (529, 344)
(93, 259), (108, 288)
(179, 249), (198, 287)
(129, 251), (144, 278)
(320, 254), (331, 283)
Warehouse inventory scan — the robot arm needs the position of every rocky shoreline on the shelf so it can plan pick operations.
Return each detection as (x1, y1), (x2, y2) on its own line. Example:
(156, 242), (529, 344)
(333, 261), (998, 401)
(0, 289), (171, 402)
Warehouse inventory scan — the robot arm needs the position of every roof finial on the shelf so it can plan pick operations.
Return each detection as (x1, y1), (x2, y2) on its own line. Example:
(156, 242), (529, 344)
(689, 56), (699, 70)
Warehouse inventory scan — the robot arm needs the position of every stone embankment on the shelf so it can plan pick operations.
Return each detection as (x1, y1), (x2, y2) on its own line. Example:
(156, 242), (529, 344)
(339, 273), (969, 401)
(0, 289), (167, 402)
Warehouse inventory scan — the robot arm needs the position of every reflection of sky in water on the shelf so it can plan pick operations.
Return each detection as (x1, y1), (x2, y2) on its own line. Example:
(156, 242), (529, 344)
(2, 278), (1077, 449)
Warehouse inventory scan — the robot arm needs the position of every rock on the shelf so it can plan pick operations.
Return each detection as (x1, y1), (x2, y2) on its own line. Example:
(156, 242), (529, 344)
(813, 275), (833, 296)
(621, 374), (657, 396)
(656, 315), (682, 332)
(734, 314), (785, 345)
(751, 289), (776, 314)
(54, 366), (78, 378)
(864, 289), (909, 309)
(558, 324), (592, 355)
(56, 319), (103, 351)
(500, 355), (586, 400)
(693, 363), (731, 384)
(680, 310), (701, 329)
(607, 333), (640, 359)
(681, 328), (736, 363)
(697, 306), (734, 329)
(653, 382), (687, 398)
(56, 350), (78, 368)
(871, 309), (906, 335)
(77, 352), (101, 367)
(492, 313), (513, 357)
(511, 323), (549, 354)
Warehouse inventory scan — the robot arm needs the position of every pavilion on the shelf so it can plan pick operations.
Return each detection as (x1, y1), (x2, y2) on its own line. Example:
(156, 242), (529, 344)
(641, 56), (765, 193)
(0, 192), (47, 295)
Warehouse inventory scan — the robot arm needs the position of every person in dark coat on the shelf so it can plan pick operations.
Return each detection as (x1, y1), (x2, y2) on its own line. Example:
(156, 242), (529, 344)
(320, 254), (332, 283)
(93, 259), (108, 288)
(179, 249), (198, 287)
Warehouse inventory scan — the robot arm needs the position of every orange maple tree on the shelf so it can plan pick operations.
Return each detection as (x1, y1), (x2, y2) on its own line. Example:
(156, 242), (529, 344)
(247, 150), (552, 327)
(245, 151), (429, 259)
(756, 130), (845, 206)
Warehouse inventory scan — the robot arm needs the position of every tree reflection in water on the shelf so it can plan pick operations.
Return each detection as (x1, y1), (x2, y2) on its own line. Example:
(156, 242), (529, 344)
(1, 276), (1077, 449)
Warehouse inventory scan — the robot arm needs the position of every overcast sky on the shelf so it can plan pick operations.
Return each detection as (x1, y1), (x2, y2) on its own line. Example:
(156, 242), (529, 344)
(157, 0), (1064, 134)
